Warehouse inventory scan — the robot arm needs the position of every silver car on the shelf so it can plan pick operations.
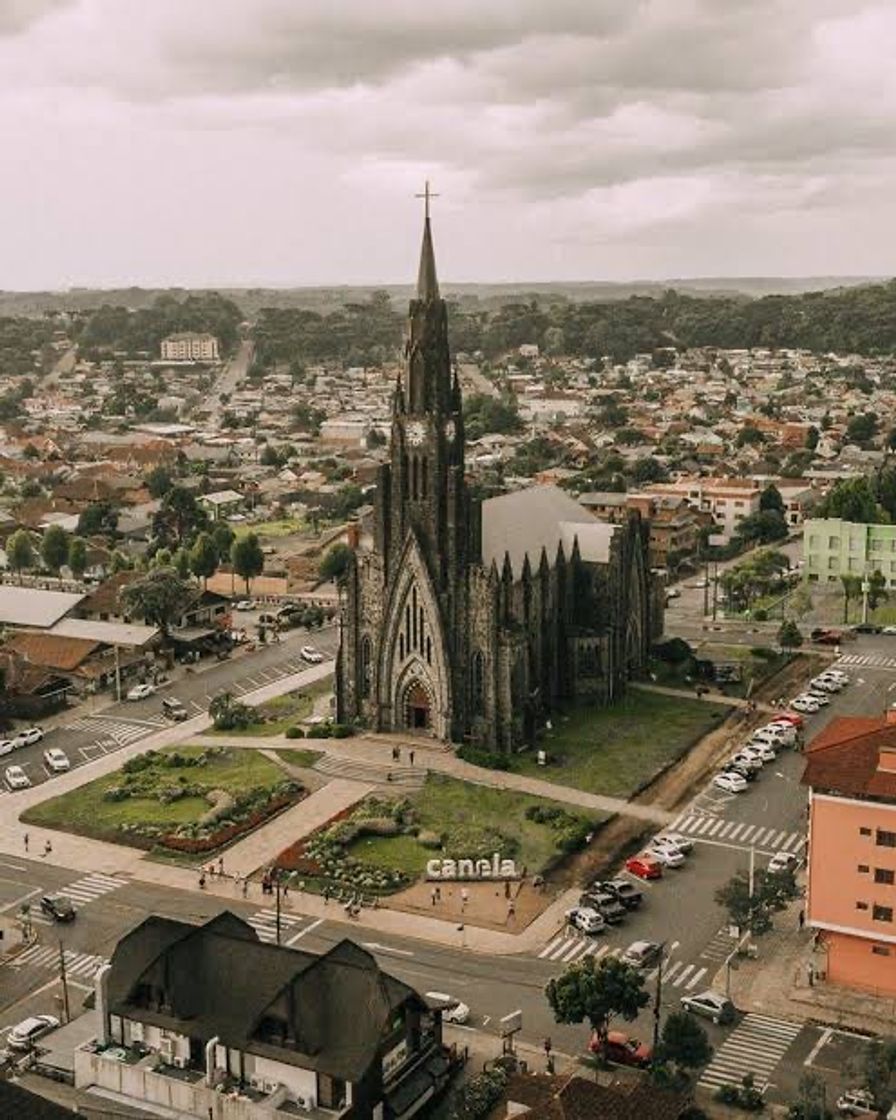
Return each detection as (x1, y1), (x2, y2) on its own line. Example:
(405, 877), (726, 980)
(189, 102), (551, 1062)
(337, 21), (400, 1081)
(680, 989), (736, 1024)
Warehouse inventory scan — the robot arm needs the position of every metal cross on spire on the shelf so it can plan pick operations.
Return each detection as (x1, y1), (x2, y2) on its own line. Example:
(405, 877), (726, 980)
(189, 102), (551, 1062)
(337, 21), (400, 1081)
(415, 180), (439, 221)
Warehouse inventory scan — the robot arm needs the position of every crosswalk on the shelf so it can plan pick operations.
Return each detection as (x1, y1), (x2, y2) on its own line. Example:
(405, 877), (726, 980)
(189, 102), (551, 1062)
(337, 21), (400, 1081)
(700, 927), (739, 964)
(13, 943), (108, 979)
(32, 872), (123, 925)
(698, 1013), (803, 1092)
(535, 938), (709, 991)
(245, 907), (306, 944)
(65, 714), (167, 750)
(835, 653), (896, 670)
(667, 814), (805, 853)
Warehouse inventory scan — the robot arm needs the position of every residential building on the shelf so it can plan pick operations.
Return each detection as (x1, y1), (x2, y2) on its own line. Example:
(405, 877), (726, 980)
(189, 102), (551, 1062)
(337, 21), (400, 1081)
(579, 492), (704, 570)
(199, 489), (244, 522)
(160, 332), (220, 361)
(77, 912), (454, 1120)
(802, 715), (896, 997)
(497, 1071), (689, 1120)
(803, 518), (896, 586)
(644, 478), (761, 544)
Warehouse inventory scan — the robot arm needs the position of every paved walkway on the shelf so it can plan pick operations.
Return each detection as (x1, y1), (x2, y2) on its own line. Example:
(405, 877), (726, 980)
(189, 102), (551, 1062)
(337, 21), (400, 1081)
(631, 681), (778, 713)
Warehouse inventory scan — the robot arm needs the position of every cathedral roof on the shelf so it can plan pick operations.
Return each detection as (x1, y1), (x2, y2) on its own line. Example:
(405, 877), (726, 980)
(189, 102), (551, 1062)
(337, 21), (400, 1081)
(417, 215), (440, 301)
(481, 485), (617, 579)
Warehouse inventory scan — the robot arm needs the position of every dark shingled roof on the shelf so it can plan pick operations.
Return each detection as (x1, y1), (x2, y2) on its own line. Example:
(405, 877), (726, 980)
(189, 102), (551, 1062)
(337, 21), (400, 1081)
(108, 911), (425, 1083)
(0, 1080), (79, 1117)
(503, 1072), (690, 1120)
(801, 716), (896, 799)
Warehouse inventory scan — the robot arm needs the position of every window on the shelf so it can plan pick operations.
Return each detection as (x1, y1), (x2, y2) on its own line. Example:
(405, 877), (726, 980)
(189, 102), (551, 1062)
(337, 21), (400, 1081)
(872, 946), (891, 957)
(873, 904), (894, 923)
(856, 901), (869, 911)
(877, 830), (896, 848)
(875, 868), (895, 885)
(858, 864), (870, 873)
(860, 827), (872, 837)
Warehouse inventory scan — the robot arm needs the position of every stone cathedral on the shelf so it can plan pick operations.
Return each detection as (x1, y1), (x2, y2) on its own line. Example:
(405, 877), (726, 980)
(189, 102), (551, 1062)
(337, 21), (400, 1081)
(336, 211), (662, 751)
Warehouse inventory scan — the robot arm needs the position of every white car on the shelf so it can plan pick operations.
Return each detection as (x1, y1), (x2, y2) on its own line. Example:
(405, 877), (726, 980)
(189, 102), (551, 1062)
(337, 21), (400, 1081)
(825, 669), (850, 684)
(646, 843), (685, 868)
(803, 690), (830, 707)
(425, 992), (470, 1025)
(0, 739), (15, 757)
(810, 677), (843, 693)
(836, 1089), (876, 1116)
(4, 765), (31, 790)
(566, 906), (606, 934)
(714, 771), (748, 794)
(7, 1013), (60, 1051)
(11, 726), (44, 749)
(762, 721), (797, 744)
(768, 850), (802, 874)
(234, 599), (255, 611)
(744, 740), (776, 762)
(43, 747), (70, 773)
(300, 646), (324, 664)
(790, 695), (821, 714)
(126, 683), (156, 702)
(657, 832), (694, 854)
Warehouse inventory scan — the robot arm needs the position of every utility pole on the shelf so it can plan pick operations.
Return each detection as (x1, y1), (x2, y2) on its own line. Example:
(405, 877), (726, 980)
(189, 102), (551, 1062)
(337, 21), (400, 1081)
(652, 941), (666, 1055)
(703, 559), (710, 618)
(58, 940), (70, 1024)
(275, 874), (282, 946)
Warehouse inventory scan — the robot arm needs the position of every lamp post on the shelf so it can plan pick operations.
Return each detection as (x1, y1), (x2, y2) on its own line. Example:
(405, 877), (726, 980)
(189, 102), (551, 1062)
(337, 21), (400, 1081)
(652, 940), (667, 1055)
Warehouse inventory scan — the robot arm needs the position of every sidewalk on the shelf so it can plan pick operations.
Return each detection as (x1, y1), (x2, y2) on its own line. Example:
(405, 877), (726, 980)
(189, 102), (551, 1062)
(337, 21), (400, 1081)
(718, 899), (896, 1034)
(631, 681), (777, 714)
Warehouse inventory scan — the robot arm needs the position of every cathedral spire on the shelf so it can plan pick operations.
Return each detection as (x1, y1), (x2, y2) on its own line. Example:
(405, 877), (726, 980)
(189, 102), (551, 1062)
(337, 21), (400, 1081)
(415, 181), (440, 302)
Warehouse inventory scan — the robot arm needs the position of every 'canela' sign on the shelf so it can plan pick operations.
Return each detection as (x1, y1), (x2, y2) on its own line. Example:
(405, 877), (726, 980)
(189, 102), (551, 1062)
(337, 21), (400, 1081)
(425, 853), (519, 881)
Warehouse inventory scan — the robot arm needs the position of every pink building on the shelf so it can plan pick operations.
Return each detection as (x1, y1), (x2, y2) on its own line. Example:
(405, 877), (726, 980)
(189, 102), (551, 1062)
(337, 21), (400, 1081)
(802, 716), (896, 996)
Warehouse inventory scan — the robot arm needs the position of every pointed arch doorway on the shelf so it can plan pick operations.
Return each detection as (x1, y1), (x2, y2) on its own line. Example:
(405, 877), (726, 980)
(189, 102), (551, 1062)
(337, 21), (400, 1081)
(403, 680), (432, 731)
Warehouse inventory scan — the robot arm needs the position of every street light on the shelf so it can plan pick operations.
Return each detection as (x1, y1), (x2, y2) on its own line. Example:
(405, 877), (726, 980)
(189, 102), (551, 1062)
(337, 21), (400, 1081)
(651, 939), (668, 1055)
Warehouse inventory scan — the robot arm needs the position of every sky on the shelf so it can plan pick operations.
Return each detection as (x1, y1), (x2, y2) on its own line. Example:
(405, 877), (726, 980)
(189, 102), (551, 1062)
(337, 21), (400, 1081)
(1, 0), (895, 289)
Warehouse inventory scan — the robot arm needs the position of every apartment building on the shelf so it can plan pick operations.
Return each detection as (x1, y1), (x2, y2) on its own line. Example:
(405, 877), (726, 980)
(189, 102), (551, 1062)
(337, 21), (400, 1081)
(579, 492), (704, 569)
(641, 478), (761, 544)
(802, 716), (896, 997)
(803, 518), (896, 586)
(161, 332), (220, 361)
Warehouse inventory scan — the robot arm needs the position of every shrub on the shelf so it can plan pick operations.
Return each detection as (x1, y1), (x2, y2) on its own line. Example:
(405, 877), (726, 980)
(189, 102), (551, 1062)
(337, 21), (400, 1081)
(330, 723), (354, 738)
(749, 646), (777, 660)
(752, 608), (768, 622)
(457, 744), (510, 770)
(417, 829), (442, 849)
(285, 726), (305, 739)
(652, 637), (693, 664)
(448, 1067), (508, 1120)
(315, 724), (332, 738)
(122, 752), (156, 774)
(102, 785), (130, 802)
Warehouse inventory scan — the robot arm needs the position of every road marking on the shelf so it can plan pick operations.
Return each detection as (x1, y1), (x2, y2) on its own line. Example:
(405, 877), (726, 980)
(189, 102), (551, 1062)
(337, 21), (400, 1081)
(740, 825), (757, 842)
(360, 942), (414, 957)
(728, 823), (745, 841)
(804, 1027), (833, 1067)
(0, 886), (41, 914)
(539, 936), (565, 959)
(663, 961), (684, 984)
(707, 820), (725, 836)
(686, 966), (707, 989)
(0, 860), (27, 872)
(286, 917), (323, 946)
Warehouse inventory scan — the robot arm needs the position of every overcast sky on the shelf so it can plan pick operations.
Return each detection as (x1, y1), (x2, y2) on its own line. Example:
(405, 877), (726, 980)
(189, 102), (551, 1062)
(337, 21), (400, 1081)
(1, 0), (894, 289)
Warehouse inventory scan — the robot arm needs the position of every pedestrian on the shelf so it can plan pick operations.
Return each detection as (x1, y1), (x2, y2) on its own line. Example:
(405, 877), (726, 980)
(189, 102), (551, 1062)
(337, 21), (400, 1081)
(392, 746), (398, 762)
(199, 872), (206, 890)
(242, 877), (249, 898)
(283, 882), (289, 900)
(431, 887), (437, 907)
(44, 839), (52, 857)
(396, 747), (401, 763)
(807, 961), (815, 987)
(218, 856), (224, 876)
(504, 880), (511, 899)
(507, 899), (515, 923)
(409, 750), (415, 766)
(798, 909), (805, 931)
(435, 885), (441, 902)
(23, 833), (28, 853)
(323, 885), (330, 905)
(461, 887), (469, 911)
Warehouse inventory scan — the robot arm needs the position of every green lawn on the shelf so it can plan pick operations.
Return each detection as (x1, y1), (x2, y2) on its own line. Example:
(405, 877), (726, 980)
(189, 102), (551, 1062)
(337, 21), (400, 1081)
(347, 774), (606, 878)
(510, 692), (724, 796)
(22, 745), (285, 841)
(275, 748), (324, 769)
(207, 681), (332, 738)
(234, 518), (305, 540)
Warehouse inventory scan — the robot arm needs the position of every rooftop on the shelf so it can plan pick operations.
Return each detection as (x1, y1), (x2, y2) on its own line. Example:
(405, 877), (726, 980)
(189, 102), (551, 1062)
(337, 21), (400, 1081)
(51, 618), (159, 648)
(801, 716), (896, 800)
(0, 586), (84, 629)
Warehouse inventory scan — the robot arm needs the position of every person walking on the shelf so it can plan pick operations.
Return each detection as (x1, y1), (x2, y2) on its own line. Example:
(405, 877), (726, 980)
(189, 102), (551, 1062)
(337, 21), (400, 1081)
(798, 909), (805, 931)
(44, 839), (52, 858)
(323, 885), (330, 905)
(242, 877), (249, 898)
(218, 856), (224, 877)
(23, 833), (28, 853)
(461, 887), (469, 911)
(431, 887), (437, 907)
(409, 750), (415, 766)
(199, 872), (206, 890)
(507, 899), (516, 923)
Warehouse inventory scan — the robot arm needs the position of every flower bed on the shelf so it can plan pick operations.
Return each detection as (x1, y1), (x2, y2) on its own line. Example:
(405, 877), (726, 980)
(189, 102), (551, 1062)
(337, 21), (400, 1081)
(159, 788), (305, 854)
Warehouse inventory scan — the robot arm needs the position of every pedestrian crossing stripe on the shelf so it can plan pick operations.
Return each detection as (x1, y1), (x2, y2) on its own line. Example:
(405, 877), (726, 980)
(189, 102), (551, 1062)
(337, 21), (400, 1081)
(836, 654), (896, 669)
(14, 944), (108, 978)
(32, 873), (123, 924)
(701, 928), (738, 963)
(668, 815), (804, 852)
(246, 908), (305, 943)
(536, 939), (709, 990)
(697, 1012), (802, 1092)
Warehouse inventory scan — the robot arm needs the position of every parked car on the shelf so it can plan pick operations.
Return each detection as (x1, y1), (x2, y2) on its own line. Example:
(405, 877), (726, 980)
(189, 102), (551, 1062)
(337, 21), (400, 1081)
(126, 683), (156, 702)
(760, 721), (797, 744)
(723, 760), (758, 783)
(773, 712), (805, 728)
(836, 1089), (877, 1116)
(590, 1030), (653, 1068)
(566, 906), (606, 934)
(39, 895), (75, 922)
(43, 748), (70, 773)
(425, 992), (470, 1024)
(646, 843), (685, 868)
(0, 739), (15, 757)
(769, 850), (802, 874)
(624, 855), (663, 880)
(7, 1014), (60, 1051)
(883, 626), (896, 636)
(803, 690), (830, 707)
(596, 879), (643, 909)
(657, 832), (694, 854)
(790, 695), (821, 714)
(852, 623), (882, 635)
(11, 726), (43, 749)
(650, 836), (690, 859)
(680, 990), (736, 1025)
(161, 697), (189, 722)
(579, 890), (626, 924)
(4, 765), (30, 790)
(233, 599), (256, 611)
(622, 940), (663, 969)
(300, 646), (324, 663)
(810, 677), (843, 694)
(714, 771), (747, 794)
(743, 740), (776, 762)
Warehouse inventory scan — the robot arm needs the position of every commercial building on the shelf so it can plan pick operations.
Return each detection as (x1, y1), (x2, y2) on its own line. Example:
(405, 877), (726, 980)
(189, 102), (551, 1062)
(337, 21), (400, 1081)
(161, 332), (220, 362)
(642, 478), (762, 544)
(802, 715), (896, 997)
(804, 518), (896, 586)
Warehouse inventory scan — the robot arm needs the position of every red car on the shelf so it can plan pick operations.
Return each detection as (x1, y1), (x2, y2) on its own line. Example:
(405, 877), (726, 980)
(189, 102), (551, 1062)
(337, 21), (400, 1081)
(590, 1030), (654, 1068)
(774, 712), (804, 728)
(625, 854), (663, 880)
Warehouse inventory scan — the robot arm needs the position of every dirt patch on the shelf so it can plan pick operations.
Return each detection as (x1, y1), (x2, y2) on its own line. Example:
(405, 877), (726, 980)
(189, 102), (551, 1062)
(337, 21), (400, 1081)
(384, 875), (556, 932)
(751, 652), (829, 705)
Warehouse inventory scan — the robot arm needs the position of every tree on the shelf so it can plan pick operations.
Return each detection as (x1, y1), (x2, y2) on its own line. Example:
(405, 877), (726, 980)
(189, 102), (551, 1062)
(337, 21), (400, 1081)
(145, 465), (173, 498)
(778, 620), (803, 649)
(735, 509), (788, 545)
(805, 426), (820, 451)
(846, 412), (879, 445)
(189, 532), (219, 589)
(862, 1036), (896, 1110)
(174, 548), (191, 581)
(841, 573), (863, 623)
(657, 1010), (713, 1074)
(208, 691), (254, 731)
(40, 524), (69, 573)
(788, 1072), (832, 1120)
(152, 486), (209, 549)
(319, 543), (353, 585)
(68, 536), (87, 579)
(6, 529), (34, 580)
(77, 500), (119, 538)
(211, 523), (235, 564)
(759, 484), (784, 514)
(715, 866), (800, 936)
(119, 567), (197, 636)
(544, 954), (649, 1052)
(736, 426), (766, 447)
(868, 569), (889, 612)
(818, 478), (879, 524)
(231, 533), (264, 594)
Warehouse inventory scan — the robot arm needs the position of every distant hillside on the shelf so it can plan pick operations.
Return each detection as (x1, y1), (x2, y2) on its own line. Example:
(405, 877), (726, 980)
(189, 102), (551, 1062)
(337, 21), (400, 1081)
(0, 275), (887, 318)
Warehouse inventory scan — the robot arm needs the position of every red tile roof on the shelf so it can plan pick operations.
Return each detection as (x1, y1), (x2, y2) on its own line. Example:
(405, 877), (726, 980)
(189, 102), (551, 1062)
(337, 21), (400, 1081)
(801, 716), (896, 799)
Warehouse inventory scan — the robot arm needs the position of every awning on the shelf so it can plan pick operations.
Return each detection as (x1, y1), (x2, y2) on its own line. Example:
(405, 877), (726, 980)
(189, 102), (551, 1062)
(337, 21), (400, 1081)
(168, 627), (216, 644)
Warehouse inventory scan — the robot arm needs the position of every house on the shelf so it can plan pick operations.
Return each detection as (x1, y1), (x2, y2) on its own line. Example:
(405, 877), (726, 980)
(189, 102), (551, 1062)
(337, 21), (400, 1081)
(497, 1070), (690, 1120)
(0, 586), (84, 629)
(77, 912), (454, 1120)
(199, 489), (244, 522)
(802, 715), (896, 996)
(643, 478), (761, 543)
(579, 493), (704, 570)
(803, 518), (896, 586)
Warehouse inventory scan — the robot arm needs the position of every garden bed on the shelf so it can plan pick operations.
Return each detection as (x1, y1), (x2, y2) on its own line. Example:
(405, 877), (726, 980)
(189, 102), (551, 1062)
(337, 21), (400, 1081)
(22, 745), (304, 855)
(206, 680), (332, 738)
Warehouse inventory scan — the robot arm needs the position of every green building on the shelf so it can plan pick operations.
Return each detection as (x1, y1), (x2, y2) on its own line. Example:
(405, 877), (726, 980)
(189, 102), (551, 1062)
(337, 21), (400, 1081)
(804, 517), (896, 586)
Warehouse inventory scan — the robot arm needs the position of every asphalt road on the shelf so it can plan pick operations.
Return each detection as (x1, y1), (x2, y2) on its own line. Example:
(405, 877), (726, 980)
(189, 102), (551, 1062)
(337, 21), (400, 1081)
(2, 636), (893, 1101)
(0, 623), (340, 794)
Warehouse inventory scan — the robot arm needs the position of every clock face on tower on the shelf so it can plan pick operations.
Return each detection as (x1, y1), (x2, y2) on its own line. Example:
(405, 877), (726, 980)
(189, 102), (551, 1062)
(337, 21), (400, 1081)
(407, 421), (426, 446)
